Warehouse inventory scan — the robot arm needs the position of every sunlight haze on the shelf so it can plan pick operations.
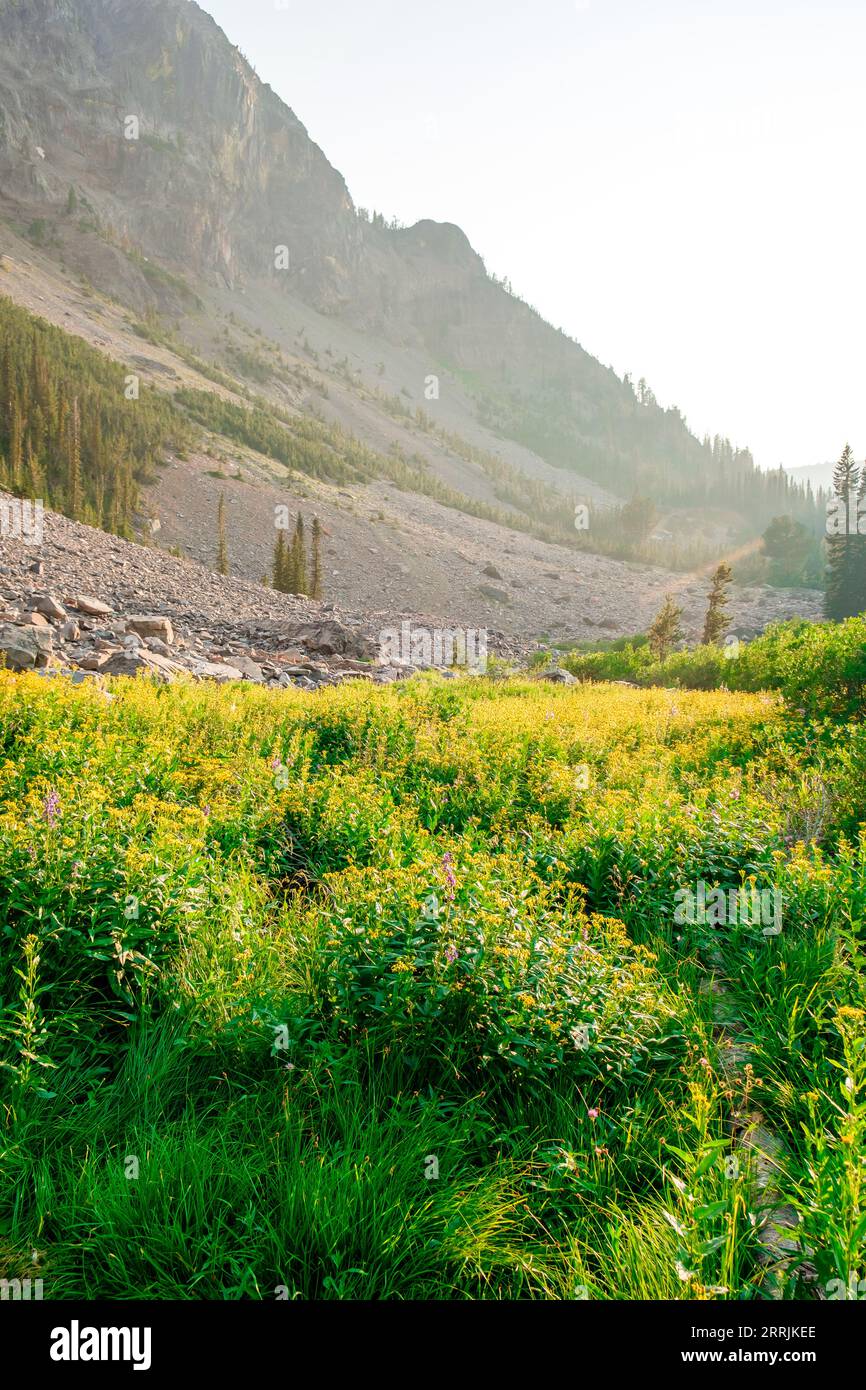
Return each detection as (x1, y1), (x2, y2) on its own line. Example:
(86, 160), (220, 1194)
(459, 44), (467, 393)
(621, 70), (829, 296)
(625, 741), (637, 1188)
(204, 0), (866, 471)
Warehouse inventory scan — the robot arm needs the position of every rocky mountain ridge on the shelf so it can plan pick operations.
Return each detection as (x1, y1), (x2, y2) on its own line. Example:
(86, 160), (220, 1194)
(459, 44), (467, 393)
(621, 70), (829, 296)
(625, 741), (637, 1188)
(0, 0), (751, 507)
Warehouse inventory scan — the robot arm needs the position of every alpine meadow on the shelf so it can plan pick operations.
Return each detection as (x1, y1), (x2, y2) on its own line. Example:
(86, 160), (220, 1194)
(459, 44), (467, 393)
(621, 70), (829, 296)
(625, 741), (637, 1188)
(0, 0), (864, 1349)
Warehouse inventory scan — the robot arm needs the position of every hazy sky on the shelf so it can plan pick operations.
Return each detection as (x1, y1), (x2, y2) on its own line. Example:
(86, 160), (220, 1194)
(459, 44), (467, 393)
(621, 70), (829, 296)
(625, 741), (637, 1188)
(203, 0), (865, 471)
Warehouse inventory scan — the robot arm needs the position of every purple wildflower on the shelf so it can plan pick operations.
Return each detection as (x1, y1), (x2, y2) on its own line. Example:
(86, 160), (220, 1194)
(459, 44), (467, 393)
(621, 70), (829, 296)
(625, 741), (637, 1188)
(42, 789), (60, 828)
(442, 851), (457, 901)
(445, 944), (458, 965)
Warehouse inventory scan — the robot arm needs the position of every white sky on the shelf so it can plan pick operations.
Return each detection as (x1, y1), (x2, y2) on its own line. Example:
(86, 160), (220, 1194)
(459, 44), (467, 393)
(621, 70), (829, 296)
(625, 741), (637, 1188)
(203, 0), (866, 471)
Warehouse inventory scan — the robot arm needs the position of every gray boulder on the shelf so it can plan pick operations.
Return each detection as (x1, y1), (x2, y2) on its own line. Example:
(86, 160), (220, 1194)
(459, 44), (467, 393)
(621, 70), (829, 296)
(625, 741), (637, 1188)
(287, 619), (377, 660)
(101, 649), (186, 680)
(0, 621), (53, 670)
(33, 593), (67, 620)
(127, 615), (175, 644)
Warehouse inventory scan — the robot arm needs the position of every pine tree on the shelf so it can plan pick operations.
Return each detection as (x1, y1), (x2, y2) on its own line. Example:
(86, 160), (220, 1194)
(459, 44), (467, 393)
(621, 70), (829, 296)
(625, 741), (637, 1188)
(825, 444), (861, 620)
(8, 401), (23, 490)
(702, 562), (733, 645)
(67, 398), (82, 518)
(66, 185), (77, 215)
(272, 529), (288, 591)
(216, 493), (228, 575)
(289, 513), (307, 595)
(310, 515), (323, 599)
(647, 594), (683, 661)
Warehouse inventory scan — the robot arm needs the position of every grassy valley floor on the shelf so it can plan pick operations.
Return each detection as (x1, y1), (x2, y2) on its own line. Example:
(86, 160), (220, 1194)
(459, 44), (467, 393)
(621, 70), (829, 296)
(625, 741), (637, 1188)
(0, 671), (864, 1299)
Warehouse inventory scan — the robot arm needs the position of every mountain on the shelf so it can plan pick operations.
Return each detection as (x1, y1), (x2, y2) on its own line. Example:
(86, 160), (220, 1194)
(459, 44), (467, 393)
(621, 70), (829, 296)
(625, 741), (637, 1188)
(0, 0), (823, 623)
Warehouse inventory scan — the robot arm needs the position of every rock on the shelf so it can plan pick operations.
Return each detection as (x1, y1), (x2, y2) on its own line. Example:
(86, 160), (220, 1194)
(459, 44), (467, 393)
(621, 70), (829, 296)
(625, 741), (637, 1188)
(33, 593), (67, 620)
(478, 585), (510, 604)
(287, 619), (377, 660)
(482, 563), (504, 580)
(101, 650), (187, 680)
(127, 615), (174, 644)
(143, 636), (171, 656)
(230, 655), (264, 682)
(280, 663), (326, 677)
(29, 560), (44, 576)
(0, 621), (53, 670)
(72, 595), (113, 616)
(76, 652), (114, 671)
(187, 660), (244, 683)
(538, 668), (577, 685)
(24, 610), (51, 627)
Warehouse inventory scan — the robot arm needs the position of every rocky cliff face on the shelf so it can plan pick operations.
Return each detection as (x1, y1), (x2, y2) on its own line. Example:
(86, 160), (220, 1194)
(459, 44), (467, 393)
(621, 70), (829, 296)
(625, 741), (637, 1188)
(0, 0), (720, 495)
(0, 1), (620, 365)
(0, 0), (360, 299)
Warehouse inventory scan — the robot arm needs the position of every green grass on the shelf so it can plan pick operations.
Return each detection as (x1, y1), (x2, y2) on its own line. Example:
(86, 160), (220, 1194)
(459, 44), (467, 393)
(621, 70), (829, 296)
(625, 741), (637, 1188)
(0, 671), (863, 1299)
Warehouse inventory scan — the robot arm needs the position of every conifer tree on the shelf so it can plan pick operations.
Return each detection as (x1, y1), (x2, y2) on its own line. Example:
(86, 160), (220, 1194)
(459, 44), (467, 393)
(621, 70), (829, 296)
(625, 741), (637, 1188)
(216, 493), (228, 575)
(289, 513), (307, 595)
(8, 401), (23, 491)
(272, 529), (288, 592)
(67, 398), (82, 518)
(647, 593), (683, 661)
(825, 444), (861, 620)
(702, 562), (733, 645)
(310, 515), (323, 599)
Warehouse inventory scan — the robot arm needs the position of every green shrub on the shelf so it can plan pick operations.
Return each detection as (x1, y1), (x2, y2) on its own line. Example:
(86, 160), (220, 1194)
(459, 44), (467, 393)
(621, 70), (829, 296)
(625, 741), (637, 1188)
(308, 857), (687, 1089)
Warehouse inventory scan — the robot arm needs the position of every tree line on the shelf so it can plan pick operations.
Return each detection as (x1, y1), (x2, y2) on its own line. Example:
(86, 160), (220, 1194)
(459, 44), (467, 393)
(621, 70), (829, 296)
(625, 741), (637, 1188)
(0, 295), (190, 536)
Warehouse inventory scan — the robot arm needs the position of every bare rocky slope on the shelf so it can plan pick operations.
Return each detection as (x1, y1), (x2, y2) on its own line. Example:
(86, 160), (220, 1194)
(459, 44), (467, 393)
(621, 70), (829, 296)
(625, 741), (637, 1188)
(0, 494), (532, 688)
(0, 494), (821, 692)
